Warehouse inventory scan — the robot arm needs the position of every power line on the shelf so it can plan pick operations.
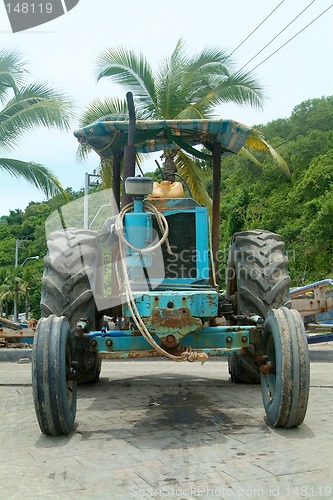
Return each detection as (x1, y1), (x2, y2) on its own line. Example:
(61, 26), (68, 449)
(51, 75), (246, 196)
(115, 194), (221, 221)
(274, 111), (333, 149)
(228, 0), (286, 58)
(238, 0), (317, 72)
(251, 4), (333, 72)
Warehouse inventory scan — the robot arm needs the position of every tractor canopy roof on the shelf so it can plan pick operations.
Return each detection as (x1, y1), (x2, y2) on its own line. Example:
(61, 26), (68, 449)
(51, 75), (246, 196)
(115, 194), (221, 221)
(74, 119), (252, 161)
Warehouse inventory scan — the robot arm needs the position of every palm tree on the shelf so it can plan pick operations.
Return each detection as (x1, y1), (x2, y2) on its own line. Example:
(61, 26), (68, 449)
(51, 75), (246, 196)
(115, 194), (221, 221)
(0, 270), (24, 319)
(0, 49), (74, 198)
(0, 268), (9, 317)
(78, 39), (287, 204)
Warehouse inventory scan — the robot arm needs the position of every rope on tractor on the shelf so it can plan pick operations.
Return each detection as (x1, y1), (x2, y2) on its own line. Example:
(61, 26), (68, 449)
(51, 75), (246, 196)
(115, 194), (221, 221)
(114, 200), (208, 364)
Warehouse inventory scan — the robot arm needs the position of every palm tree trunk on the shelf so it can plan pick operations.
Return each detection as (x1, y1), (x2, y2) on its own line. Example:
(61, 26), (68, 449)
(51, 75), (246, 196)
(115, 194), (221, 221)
(162, 154), (177, 182)
(25, 288), (29, 321)
(14, 284), (18, 322)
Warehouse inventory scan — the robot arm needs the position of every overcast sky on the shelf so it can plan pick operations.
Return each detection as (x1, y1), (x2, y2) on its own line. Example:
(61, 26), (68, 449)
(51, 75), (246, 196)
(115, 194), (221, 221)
(0, 0), (332, 215)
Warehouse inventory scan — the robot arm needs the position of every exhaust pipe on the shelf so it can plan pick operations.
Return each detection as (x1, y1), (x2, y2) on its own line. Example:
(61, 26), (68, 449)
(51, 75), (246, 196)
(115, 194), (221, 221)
(121, 92), (136, 207)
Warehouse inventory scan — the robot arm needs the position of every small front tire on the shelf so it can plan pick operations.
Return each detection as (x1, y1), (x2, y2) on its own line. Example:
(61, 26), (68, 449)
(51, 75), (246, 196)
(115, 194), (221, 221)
(261, 307), (310, 428)
(32, 315), (77, 436)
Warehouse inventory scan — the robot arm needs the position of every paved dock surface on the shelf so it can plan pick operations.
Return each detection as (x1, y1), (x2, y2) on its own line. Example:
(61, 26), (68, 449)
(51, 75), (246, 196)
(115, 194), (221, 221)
(0, 359), (332, 499)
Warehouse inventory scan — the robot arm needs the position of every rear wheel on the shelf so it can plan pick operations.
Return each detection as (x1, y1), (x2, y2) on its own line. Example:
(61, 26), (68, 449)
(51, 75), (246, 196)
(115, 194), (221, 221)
(32, 315), (77, 436)
(41, 229), (103, 383)
(261, 307), (310, 428)
(226, 230), (291, 383)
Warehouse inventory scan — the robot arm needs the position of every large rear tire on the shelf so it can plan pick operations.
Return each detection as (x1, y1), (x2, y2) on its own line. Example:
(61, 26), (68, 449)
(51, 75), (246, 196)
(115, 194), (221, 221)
(226, 230), (291, 383)
(41, 229), (103, 383)
(32, 315), (77, 436)
(261, 307), (310, 428)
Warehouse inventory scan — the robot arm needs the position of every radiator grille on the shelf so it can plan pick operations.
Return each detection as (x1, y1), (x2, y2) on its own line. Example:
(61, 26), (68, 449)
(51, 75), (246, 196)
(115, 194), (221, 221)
(154, 212), (197, 279)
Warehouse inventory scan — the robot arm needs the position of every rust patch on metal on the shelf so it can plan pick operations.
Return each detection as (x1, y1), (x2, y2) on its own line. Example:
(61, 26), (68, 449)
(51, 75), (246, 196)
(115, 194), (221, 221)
(143, 307), (202, 339)
(99, 350), (162, 359)
(259, 361), (275, 375)
(161, 334), (179, 348)
(206, 294), (217, 308)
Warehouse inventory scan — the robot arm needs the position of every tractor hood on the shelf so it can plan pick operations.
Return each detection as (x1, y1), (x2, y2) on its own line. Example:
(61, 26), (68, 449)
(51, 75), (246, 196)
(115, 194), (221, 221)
(74, 119), (252, 160)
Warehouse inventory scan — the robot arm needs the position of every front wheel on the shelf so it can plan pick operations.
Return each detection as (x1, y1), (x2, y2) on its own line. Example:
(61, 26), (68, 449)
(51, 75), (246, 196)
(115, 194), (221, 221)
(32, 315), (77, 436)
(261, 307), (310, 428)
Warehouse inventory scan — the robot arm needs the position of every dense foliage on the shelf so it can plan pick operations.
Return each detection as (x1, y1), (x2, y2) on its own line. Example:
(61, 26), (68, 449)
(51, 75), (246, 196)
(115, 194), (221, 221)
(217, 95), (333, 285)
(1, 96), (332, 319)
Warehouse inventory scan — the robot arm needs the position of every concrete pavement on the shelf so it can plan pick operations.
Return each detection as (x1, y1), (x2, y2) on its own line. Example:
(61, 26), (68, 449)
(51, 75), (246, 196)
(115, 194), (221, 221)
(0, 357), (332, 499)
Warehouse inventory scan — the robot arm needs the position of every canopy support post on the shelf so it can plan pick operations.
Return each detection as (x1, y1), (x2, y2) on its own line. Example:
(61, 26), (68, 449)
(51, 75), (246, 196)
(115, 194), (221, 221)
(112, 152), (121, 210)
(212, 142), (222, 285)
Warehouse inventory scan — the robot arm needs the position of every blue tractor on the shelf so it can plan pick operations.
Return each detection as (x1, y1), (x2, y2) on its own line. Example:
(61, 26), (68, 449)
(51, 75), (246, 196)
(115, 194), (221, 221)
(32, 94), (310, 435)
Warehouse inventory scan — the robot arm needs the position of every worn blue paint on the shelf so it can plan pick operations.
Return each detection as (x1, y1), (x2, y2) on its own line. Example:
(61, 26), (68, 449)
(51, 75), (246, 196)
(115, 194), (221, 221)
(133, 199), (144, 213)
(124, 212), (153, 254)
(124, 211), (153, 277)
(307, 333), (333, 343)
(195, 207), (210, 281)
(85, 324), (255, 357)
(122, 290), (218, 319)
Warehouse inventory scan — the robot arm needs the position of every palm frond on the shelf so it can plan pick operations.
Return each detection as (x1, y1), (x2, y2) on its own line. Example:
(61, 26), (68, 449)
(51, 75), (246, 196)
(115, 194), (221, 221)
(245, 130), (290, 175)
(207, 70), (265, 110)
(175, 150), (212, 210)
(238, 147), (263, 168)
(96, 46), (157, 112)
(0, 158), (69, 199)
(187, 46), (232, 72)
(99, 159), (113, 189)
(79, 97), (128, 126)
(0, 72), (19, 97)
(0, 83), (74, 150)
(0, 49), (27, 102)
(176, 92), (216, 119)
(156, 39), (190, 118)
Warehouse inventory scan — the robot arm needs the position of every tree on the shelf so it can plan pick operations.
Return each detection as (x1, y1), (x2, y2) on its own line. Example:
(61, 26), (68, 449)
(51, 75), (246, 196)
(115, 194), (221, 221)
(0, 49), (74, 198)
(78, 39), (286, 204)
(0, 270), (24, 319)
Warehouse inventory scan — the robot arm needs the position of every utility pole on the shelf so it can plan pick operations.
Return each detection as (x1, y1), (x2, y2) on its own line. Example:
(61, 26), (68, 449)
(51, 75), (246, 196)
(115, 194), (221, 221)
(84, 171), (101, 229)
(84, 172), (89, 230)
(13, 236), (39, 322)
(13, 239), (19, 322)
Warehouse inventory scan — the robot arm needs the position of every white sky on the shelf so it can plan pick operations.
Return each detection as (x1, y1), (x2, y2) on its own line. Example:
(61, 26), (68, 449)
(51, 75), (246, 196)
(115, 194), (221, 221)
(0, 0), (332, 215)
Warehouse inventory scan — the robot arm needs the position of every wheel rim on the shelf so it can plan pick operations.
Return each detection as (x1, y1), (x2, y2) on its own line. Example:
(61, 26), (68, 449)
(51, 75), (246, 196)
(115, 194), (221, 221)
(263, 333), (276, 402)
(261, 311), (284, 415)
(65, 342), (74, 407)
